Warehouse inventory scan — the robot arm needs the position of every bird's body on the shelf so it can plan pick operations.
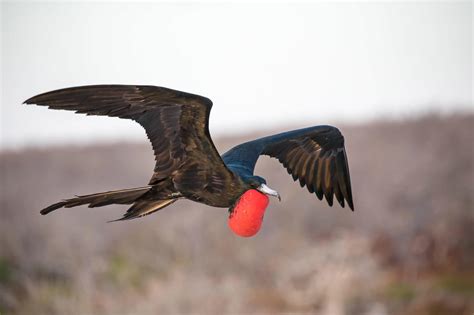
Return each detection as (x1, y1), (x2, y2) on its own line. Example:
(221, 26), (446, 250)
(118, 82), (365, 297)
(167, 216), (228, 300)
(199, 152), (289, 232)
(24, 85), (354, 224)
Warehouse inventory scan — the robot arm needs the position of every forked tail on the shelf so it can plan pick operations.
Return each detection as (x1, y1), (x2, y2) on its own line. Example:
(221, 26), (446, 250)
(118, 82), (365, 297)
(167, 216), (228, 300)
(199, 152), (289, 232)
(40, 186), (177, 221)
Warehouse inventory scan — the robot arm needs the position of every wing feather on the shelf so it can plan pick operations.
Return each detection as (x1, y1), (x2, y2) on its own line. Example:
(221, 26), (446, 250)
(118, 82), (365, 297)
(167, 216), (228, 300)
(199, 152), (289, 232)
(304, 154), (318, 193)
(25, 85), (234, 197)
(222, 125), (354, 210)
(315, 157), (325, 200)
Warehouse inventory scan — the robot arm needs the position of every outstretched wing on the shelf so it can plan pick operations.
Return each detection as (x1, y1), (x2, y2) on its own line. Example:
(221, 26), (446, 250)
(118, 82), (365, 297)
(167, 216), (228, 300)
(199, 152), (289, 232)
(222, 125), (354, 210)
(24, 85), (234, 193)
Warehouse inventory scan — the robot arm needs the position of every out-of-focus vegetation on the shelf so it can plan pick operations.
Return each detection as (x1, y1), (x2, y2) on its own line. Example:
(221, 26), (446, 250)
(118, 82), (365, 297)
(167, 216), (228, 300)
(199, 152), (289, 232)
(0, 114), (473, 314)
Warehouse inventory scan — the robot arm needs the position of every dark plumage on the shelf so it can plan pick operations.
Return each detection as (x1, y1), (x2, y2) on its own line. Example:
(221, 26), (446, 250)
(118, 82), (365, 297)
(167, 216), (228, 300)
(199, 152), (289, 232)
(24, 85), (354, 220)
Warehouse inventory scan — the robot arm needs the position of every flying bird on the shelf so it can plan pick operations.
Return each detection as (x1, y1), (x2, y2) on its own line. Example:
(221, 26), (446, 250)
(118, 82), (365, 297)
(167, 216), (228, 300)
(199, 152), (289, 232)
(24, 85), (354, 231)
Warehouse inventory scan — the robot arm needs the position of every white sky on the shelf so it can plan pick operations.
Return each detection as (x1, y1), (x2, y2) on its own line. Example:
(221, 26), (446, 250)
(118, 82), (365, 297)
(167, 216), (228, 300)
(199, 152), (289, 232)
(1, 1), (472, 149)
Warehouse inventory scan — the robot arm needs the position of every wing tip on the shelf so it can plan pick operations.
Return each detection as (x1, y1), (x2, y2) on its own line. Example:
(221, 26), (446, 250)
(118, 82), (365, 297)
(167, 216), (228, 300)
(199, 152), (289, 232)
(24, 92), (49, 105)
(348, 200), (354, 211)
(107, 217), (131, 223)
(325, 194), (334, 207)
(23, 97), (34, 105)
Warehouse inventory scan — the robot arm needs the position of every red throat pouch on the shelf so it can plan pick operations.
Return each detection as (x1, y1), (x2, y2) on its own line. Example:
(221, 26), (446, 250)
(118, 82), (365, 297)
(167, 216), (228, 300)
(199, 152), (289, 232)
(228, 189), (270, 237)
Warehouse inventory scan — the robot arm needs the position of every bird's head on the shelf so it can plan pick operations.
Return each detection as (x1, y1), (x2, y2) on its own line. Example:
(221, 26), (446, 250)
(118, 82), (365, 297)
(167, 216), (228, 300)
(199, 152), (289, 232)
(242, 175), (281, 201)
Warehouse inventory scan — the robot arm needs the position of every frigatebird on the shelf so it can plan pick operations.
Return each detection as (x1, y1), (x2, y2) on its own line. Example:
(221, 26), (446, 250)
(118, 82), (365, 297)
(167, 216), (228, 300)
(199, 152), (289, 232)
(24, 85), (354, 224)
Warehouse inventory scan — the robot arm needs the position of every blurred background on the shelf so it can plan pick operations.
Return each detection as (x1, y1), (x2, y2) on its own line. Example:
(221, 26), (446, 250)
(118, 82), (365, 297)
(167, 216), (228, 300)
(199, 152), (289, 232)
(1, 1), (473, 314)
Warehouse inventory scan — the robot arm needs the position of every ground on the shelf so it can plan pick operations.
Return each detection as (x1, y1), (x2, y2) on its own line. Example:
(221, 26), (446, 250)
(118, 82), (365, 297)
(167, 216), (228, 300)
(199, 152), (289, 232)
(1, 113), (473, 314)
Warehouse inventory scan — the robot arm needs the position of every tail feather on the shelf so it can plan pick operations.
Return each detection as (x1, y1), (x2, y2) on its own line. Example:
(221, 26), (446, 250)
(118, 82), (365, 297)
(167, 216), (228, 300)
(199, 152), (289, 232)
(40, 186), (152, 215)
(111, 199), (177, 222)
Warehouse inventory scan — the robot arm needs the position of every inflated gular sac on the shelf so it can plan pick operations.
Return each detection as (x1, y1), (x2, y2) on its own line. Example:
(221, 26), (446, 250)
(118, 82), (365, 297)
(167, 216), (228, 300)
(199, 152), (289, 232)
(228, 189), (269, 237)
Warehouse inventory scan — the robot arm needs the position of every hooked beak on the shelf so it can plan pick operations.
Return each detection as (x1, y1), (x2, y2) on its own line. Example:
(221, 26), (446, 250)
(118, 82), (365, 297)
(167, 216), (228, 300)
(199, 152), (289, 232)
(257, 183), (281, 201)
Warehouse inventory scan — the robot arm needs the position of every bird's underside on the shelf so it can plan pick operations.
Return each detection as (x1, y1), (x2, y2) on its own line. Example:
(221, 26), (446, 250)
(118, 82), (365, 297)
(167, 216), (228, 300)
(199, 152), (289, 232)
(24, 84), (354, 221)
